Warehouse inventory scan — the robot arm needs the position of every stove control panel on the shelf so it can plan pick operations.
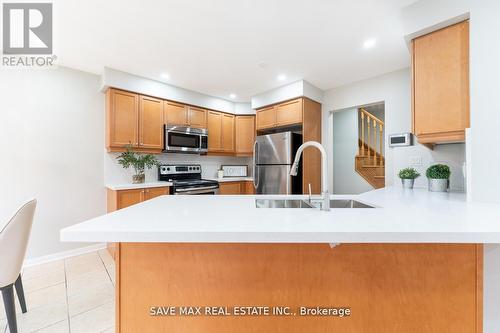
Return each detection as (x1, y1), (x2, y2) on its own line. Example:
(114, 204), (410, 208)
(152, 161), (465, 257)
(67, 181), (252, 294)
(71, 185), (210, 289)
(159, 164), (202, 175)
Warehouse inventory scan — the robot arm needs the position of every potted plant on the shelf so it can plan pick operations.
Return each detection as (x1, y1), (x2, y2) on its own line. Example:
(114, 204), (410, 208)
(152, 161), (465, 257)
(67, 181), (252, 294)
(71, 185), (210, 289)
(426, 164), (451, 192)
(116, 146), (159, 184)
(398, 168), (420, 189)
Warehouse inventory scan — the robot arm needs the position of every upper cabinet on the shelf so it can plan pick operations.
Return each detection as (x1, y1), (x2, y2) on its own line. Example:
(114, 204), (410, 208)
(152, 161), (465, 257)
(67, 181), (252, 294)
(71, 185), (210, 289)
(164, 101), (187, 126)
(412, 20), (470, 144)
(188, 106), (207, 128)
(256, 105), (276, 130)
(106, 88), (254, 156)
(221, 114), (235, 152)
(235, 116), (255, 156)
(207, 111), (235, 154)
(276, 98), (303, 126)
(256, 98), (303, 130)
(106, 89), (163, 153)
(164, 101), (207, 128)
(139, 95), (164, 150)
(207, 111), (223, 152)
(106, 89), (139, 149)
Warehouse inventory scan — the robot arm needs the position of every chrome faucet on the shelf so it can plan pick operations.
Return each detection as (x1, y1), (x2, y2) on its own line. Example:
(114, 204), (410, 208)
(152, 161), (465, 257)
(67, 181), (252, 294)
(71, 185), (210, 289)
(290, 141), (330, 211)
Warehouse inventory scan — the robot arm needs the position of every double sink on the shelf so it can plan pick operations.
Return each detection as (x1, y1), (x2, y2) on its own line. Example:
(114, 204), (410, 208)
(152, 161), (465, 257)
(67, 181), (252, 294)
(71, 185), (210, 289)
(255, 199), (374, 209)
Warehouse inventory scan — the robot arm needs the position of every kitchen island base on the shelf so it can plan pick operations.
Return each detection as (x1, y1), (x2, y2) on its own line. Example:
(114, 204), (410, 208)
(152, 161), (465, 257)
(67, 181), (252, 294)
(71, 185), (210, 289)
(115, 243), (482, 333)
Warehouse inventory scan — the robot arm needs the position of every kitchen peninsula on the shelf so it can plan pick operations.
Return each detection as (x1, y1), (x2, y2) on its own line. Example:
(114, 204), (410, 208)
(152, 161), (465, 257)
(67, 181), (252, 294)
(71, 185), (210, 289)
(60, 187), (500, 332)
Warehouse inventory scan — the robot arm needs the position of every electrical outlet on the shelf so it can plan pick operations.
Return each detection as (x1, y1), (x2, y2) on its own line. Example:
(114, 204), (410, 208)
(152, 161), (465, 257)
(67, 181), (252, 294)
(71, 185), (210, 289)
(409, 156), (422, 166)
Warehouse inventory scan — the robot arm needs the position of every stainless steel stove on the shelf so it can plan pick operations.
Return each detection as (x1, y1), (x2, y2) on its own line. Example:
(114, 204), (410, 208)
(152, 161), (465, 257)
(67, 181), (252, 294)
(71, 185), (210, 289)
(158, 164), (219, 195)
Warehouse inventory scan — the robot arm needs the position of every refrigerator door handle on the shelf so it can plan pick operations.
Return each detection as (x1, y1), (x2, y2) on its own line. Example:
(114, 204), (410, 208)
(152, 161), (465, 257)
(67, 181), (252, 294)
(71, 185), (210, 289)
(253, 141), (259, 189)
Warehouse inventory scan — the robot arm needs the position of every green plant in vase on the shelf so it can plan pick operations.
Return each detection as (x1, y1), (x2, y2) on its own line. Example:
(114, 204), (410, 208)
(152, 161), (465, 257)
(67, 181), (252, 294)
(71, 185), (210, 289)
(426, 164), (451, 192)
(116, 145), (159, 184)
(398, 167), (420, 189)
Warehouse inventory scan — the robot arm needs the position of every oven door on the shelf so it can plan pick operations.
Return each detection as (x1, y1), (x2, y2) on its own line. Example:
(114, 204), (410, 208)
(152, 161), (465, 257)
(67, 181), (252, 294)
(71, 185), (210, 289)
(174, 186), (219, 195)
(164, 126), (208, 153)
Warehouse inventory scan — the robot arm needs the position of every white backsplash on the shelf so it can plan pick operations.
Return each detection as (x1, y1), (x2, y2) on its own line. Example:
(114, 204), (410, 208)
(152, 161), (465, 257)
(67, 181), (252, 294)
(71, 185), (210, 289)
(104, 151), (252, 184)
(391, 143), (466, 191)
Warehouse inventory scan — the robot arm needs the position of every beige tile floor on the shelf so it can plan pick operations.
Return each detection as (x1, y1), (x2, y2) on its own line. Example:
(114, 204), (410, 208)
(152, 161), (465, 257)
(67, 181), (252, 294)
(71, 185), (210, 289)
(0, 249), (115, 333)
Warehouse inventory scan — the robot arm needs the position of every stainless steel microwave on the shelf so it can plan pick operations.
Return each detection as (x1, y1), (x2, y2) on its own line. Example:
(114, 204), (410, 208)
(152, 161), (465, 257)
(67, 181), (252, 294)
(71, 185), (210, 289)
(163, 125), (208, 154)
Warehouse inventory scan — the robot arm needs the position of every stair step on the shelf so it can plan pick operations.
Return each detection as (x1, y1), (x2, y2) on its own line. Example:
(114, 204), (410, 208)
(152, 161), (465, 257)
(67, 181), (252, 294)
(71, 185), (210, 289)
(374, 176), (385, 179)
(362, 164), (384, 168)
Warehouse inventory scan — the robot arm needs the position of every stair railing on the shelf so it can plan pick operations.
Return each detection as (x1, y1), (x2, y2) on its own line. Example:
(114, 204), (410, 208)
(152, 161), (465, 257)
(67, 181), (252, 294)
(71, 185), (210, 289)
(359, 108), (384, 166)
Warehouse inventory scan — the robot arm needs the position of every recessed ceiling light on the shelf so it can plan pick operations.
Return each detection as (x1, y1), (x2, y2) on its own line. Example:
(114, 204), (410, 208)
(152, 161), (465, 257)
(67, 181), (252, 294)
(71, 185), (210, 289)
(363, 39), (376, 49)
(229, 93), (237, 99)
(160, 72), (170, 80)
(277, 74), (287, 81)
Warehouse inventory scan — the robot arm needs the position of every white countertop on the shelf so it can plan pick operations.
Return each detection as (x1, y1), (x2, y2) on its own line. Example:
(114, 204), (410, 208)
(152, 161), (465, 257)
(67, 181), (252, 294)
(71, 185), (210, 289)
(212, 177), (254, 183)
(60, 187), (500, 244)
(106, 182), (172, 191)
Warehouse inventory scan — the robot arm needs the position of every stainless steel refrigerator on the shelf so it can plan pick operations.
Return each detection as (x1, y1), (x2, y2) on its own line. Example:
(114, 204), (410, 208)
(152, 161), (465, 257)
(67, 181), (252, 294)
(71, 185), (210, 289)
(253, 132), (303, 194)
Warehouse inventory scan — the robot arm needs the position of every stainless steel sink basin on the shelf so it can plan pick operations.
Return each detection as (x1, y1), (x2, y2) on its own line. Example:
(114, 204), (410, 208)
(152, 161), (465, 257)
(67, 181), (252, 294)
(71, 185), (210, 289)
(309, 199), (375, 209)
(329, 199), (374, 208)
(255, 199), (314, 208)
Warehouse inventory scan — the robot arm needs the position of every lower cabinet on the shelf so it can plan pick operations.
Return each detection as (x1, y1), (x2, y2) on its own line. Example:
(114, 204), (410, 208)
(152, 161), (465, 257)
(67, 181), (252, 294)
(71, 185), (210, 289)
(219, 181), (255, 195)
(106, 186), (169, 257)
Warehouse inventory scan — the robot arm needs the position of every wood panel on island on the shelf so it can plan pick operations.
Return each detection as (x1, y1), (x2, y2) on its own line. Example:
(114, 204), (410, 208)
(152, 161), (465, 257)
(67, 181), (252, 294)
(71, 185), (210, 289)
(105, 88), (255, 156)
(411, 20), (469, 147)
(115, 243), (482, 332)
(255, 97), (322, 194)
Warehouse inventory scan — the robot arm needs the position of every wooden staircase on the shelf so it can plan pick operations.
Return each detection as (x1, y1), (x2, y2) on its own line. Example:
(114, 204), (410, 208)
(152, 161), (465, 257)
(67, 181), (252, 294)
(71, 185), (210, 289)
(355, 109), (385, 189)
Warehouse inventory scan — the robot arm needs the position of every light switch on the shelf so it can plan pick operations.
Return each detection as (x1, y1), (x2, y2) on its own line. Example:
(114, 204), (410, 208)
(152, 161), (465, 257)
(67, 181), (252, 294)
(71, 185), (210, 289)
(409, 156), (422, 166)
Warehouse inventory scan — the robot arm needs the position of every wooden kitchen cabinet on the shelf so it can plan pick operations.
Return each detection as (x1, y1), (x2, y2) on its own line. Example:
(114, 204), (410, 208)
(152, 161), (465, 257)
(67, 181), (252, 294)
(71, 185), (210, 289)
(106, 88), (255, 157)
(219, 181), (255, 195)
(164, 101), (188, 126)
(207, 111), (235, 153)
(207, 111), (223, 152)
(106, 89), (139, 149)
(412, 20), (469, 144)
(256, 105), (276, 130)
(221, 114), (235, 152)
(164, 101), (207, 128)
(143, 187), (169, 200)
(106, 89), (164, 153)
(106, 186), (169, 258)
(276, 98), (303, 126)
(256, 98), (303, 130)
(115, 189), (144, 209)
(235, 116), (255, 155)
(219, 182), (242, 195)
(243, 180), (255, 194)
(139, 95), (164, 150)
(107, 186), (170, 212)
(188, 106), (207, 128)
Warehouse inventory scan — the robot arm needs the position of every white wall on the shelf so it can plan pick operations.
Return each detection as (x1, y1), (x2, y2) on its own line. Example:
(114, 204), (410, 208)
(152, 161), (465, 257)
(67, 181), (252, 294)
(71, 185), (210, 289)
(468, 1), (500, 331)
(101, 67), (250, 114)
(332, 108), (374, 194)
(402, 0), (470, 39)
(0, 67), (105, 259)
(251, 80), (323, 109)
(322, 68), (466, 193)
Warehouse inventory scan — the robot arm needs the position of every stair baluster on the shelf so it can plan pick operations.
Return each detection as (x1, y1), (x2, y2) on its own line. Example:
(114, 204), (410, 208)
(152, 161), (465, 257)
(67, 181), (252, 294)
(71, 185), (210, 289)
(361, 112), (365, 156)
(379, 123), (384, 166)
(356, 108), (385, 189)
(373, 119), (377, 166)
(367, 117), (371, 160)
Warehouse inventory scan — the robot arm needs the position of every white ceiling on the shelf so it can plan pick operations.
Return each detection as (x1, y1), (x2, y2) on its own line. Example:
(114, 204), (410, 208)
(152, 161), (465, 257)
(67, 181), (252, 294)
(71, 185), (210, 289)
(56, 0), (416, 102)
